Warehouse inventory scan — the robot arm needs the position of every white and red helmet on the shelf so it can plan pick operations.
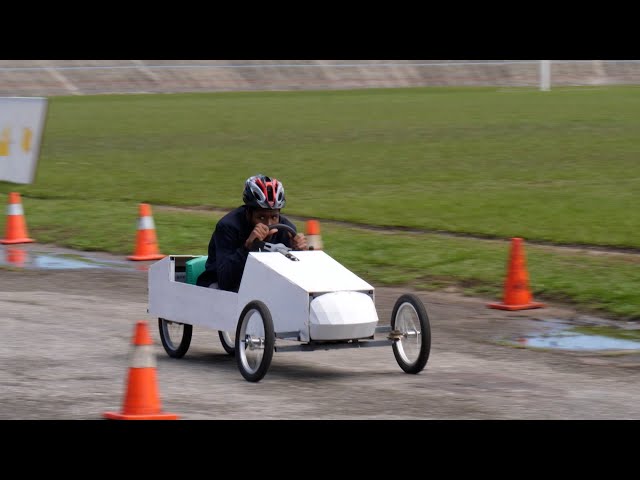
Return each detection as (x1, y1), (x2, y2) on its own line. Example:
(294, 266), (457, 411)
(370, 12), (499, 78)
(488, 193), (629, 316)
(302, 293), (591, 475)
(243, 174), (286, 209)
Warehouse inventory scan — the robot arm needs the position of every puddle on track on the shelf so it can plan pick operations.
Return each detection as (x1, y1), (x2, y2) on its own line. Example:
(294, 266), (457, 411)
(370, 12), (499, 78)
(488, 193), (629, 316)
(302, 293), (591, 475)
(513, 328), (640, 352)
(0, 245), (151, 271)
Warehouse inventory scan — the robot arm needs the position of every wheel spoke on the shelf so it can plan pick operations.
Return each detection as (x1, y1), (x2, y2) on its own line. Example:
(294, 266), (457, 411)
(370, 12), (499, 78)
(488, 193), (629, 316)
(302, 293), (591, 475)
(167, 321), (183, 348)
(239, 310), (265, 374)
(397, 304), (421, 364)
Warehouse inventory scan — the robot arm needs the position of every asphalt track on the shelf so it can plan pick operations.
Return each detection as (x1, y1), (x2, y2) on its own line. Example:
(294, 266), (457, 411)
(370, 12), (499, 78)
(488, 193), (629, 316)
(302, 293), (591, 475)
(1, 245), (639, 420)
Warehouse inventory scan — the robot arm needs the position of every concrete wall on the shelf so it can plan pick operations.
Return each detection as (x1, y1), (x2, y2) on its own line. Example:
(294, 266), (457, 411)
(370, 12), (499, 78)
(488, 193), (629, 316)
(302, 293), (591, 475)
(0, 60), (637, 96)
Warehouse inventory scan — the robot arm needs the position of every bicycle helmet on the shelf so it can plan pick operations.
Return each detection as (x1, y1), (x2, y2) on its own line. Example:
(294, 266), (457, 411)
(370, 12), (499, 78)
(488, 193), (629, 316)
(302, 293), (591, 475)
(242, 174), (286, 209)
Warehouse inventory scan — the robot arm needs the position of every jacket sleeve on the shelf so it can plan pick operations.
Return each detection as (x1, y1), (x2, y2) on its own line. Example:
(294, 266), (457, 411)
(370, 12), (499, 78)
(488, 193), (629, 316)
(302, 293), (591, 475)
(215, 222), (249, 292)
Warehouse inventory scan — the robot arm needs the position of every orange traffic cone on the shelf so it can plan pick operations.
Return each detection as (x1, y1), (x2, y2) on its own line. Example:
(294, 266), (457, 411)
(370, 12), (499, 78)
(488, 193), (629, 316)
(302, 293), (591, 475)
(1, 192), (35, 244)
(306, 219), (323, 250)
(488, 237), (545, 311)
(104, 321), (179, 420)
(127, 203), (165, 261)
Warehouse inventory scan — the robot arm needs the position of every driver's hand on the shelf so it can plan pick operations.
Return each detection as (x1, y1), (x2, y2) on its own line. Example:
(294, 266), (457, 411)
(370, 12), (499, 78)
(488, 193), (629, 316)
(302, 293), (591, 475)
(245, 223), (277, 250)
(292, 233), (307, 251)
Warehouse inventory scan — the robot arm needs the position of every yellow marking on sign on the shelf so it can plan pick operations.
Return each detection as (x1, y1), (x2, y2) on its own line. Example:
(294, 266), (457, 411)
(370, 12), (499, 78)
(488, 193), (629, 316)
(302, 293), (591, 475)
(21, 128), (32, 153)
(0, 128), (10, 157)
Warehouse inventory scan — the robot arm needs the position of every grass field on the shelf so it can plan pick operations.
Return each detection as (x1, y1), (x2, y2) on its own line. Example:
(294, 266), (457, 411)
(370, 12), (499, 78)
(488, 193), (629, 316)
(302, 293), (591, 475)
(2, 86), (639, 319)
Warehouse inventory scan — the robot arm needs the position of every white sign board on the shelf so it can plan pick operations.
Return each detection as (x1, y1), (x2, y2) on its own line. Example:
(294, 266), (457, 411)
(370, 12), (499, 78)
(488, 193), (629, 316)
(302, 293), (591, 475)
(0, 97), (48, 184)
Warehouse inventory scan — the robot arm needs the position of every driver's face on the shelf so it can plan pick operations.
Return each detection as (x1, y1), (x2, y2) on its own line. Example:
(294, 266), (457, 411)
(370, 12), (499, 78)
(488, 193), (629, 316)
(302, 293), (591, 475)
(249, 208), (280, 227)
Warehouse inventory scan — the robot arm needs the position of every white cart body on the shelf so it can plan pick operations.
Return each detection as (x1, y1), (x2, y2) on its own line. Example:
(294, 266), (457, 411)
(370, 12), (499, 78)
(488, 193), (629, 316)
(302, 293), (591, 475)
(148, 250), (378, 342)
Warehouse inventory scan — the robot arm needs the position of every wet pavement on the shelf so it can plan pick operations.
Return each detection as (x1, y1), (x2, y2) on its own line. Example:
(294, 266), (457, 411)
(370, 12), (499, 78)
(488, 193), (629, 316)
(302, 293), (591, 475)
(3, 243), (639, 355)
(514, 330), (640, 352)
(0, 243), (149, 271)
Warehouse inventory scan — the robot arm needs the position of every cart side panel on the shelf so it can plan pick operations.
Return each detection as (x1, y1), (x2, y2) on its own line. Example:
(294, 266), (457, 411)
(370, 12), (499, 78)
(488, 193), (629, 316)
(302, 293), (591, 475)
(148, 256), (237, 331)
(239, 254), (310, 341)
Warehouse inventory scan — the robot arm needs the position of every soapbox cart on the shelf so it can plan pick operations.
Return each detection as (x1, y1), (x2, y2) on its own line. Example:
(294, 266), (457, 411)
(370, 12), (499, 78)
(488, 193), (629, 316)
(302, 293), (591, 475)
(147, 224), (431, 382)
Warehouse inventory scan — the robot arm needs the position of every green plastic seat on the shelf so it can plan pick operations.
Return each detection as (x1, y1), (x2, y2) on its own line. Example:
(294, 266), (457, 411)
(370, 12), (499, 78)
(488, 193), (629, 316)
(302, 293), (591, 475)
(186, 256), (207, 285)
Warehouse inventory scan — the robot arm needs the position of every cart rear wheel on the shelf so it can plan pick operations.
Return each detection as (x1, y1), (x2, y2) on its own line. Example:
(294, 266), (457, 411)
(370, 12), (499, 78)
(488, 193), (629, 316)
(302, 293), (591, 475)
(235, 301), (274, 382)
(158, 318), (192, 358)
(390, 294), (431, 374)
(219, 330), (236, 356)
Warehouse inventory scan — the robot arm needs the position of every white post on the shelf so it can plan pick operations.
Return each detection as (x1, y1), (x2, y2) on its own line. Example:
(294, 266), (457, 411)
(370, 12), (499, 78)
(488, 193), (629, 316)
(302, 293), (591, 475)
(540, 60), (551, 91)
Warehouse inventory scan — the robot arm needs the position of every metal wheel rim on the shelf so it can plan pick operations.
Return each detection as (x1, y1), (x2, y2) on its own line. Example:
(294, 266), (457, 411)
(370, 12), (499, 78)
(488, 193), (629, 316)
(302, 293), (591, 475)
(395, 303), (422, 365)
(221, 331), (235, 349)
(163, 320), (184, 351)
(238, 309), (266, 374)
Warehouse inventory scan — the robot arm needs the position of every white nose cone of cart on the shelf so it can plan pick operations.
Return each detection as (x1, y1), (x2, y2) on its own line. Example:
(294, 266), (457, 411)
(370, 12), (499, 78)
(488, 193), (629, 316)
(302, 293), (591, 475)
(309, 290), (379, 340)
(239, 250), (378, 342)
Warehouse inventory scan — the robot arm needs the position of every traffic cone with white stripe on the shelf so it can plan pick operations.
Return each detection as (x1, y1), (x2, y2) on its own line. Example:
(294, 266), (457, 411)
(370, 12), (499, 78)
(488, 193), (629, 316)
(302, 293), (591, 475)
(1, 192), (35, 244)
(103, 321), (179, 420)
(306, 219), (323, 251)
(127, 203), (164, 261)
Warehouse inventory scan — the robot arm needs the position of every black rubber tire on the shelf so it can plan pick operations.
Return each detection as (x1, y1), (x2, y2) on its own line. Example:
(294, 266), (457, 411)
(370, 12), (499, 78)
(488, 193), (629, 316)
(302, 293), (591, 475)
(234, 301), (275, 382)
(390, 294), (431, 374)
(218, 330), (236, 356)
(158, 318), (193, 358)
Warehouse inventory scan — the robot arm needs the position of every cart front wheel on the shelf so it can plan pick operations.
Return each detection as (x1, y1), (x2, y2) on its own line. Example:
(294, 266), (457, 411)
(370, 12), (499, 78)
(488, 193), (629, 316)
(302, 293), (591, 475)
(390, 294), (431, 374)
(219, 330), (236, 356)
(235, 301), (274, 382)
(158, 318), (192, 358)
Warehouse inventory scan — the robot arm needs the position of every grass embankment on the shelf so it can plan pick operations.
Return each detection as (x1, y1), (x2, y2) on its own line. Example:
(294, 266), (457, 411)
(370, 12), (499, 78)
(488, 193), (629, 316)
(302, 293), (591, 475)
(2, 86), (639, 319)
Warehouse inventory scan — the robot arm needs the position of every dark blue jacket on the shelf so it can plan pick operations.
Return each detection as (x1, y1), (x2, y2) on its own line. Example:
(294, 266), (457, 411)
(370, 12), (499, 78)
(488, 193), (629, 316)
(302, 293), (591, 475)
(196, 206), (297, 291)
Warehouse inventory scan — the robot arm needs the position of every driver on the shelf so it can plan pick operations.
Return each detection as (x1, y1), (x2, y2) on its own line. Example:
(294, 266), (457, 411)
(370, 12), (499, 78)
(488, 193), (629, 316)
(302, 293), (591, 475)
(196, 174), (307, 291)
